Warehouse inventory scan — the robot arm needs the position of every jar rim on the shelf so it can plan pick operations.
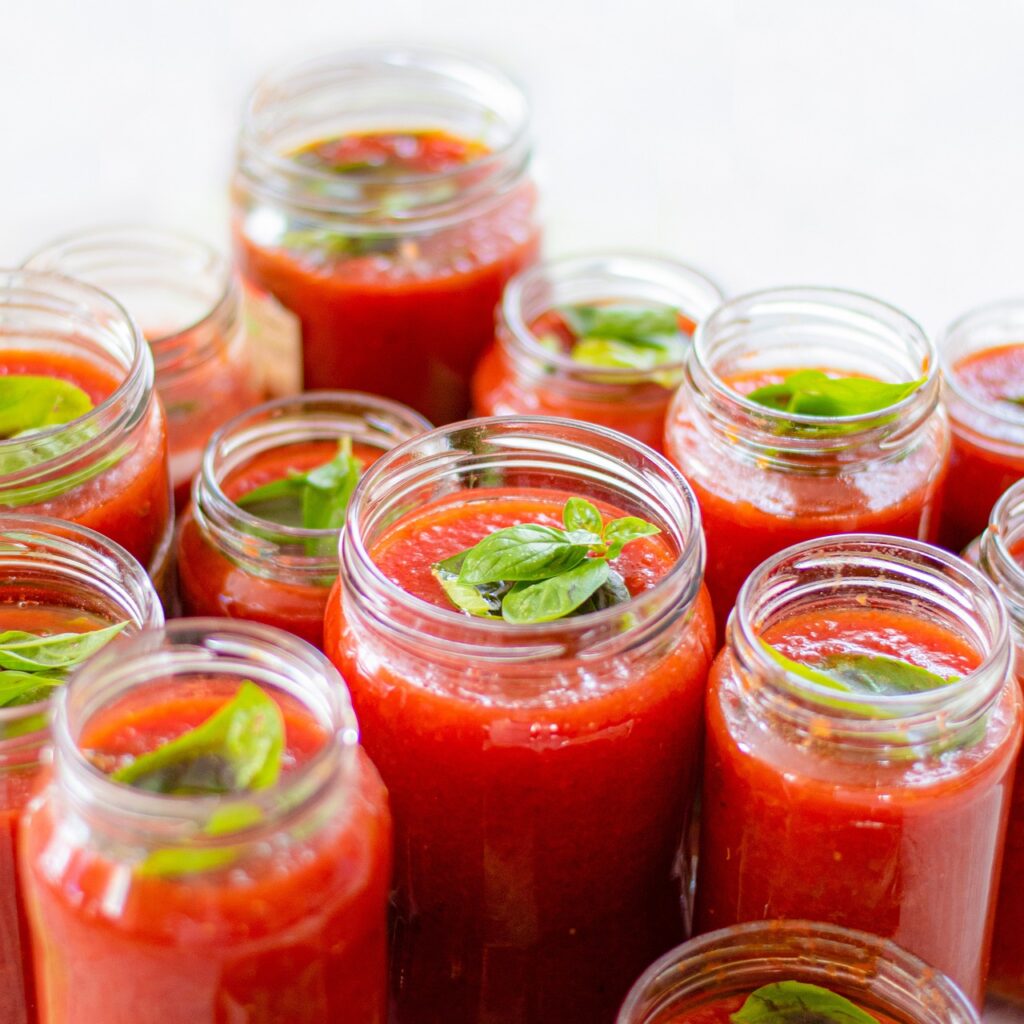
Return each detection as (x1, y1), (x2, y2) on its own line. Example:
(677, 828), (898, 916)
(617, 919), (979, 1024)
(24, 224), (234, 352)
(52, 618), (358, 836)
(692, 285), (937, 427)
(733, 533), (1011, 729)
(342, 414), (706, 647)
(501, 251), (725, 383)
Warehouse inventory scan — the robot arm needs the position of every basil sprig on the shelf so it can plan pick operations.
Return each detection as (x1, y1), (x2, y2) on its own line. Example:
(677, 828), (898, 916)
(431, 497), (659, 624)
(730, 981), (879, 1024)
(236, 438), (362, 556)
(0, 375), (94, 439)
(747, 370), (924, 418)
(0, 621), (128, 708)
(111, 680), (285, 796)
(761, 640), (958, 697)
(557, 303), (687, 381)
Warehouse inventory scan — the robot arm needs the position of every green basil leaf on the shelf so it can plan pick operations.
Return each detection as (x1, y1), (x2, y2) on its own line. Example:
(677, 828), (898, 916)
(748, 370), (924, 418)
(730, 981), (879, 1024)
(569, 338), (666, 370)
(300, 438), (362, 531)
(281, 228), (396, 259)
(111, 681), (285, 796)
(603, 516), (661, 559)
(560, 304), (681, 346)
(563, 497), (604, 536)
(575, 566), (631, 614)
(456, 524), (590, 584)
(0, 670), (64, 708)
(1004, 395), (1024, 408)
(0, 376), (94, 439)
(760, 641), (858, 693)
(431, 561), (505, 618)
(817, 653), (957, 695)
(502, 557), (610, 624)
(0, 621), (128, 672)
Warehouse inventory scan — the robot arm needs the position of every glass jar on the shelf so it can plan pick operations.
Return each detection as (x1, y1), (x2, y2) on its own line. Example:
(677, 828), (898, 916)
(472, 253), (724, 451)
(0, 514), (163, 1024)
(938, 299), (1024, 551)
(232, 47), (541, 423)
(693, 534), (1019, 1007)
(664, 286), (949, 633)
(617, 920), (979, 1024)
(970, 479), (1024, 1001)
(176, 391), (431, 648)
(19, 618), (392, 1024)
(325, 416), (716, 1024)
(0, 270), (173, 582)
(25, 226), (259, 509)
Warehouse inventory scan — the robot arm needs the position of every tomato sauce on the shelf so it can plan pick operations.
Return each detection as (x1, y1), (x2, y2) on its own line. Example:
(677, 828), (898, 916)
(326, 490), (716, 1022)
(695, 607), (1020, 1006)
(473, 309), (696, 452)
(942, 343), (1024, 551)
(176, 439), (379, 648)
(235, 130), (540, 424)
(650, 993), (894, 1024)
(0, 352), (171, 574)
(20, 680), (392, 1024)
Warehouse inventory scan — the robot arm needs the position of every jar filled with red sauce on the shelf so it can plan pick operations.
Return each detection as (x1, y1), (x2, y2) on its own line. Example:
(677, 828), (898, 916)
(0, 515), (162, 1024)
(176, 391), (430, 648)
(19, 619), (392, 1024)
(693, 534), (1020, 1006)
(25, 227), (258, 509)
(616, 920), (979, 1024)
(232, 48), (541, 423)
(472, 254), (723, 451)
(938, 299), (1024, 552)
(967, 479), (1024, 1002)
(0, 271), (173, 583)
(664, 287), (949, 633)
(324, 416), (716, 1024)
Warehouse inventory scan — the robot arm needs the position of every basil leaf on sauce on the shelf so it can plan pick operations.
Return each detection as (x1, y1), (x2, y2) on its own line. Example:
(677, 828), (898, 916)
(281, 228), (397, 259)
(760, 641), (957, 696)
(747, 370), (924, 418)
(237, 437), (362, 538)
(1003, 395), (1024, 408)
(0, 670), (64, 708)
(0, 375), (94, 439)
(0, 622), (128, 672)
(111, 681), (285, 796)
(730, 981), (879, 1024)
(432, 497), (660, 624)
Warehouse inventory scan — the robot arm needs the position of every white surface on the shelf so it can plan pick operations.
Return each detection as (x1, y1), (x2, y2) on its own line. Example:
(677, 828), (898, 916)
(3, 0), (1024, 343)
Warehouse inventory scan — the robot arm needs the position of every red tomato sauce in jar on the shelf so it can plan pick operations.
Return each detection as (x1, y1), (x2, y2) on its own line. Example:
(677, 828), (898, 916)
(942, 342), (1024, 551)
(0, 351), (171, 575)
(654, 994), (897, 1024)
(326, 487), (715, 1023)
(235, 128), (540, 423)
(695, 606), (1020, 1006)
(19, 676), (392, 1024)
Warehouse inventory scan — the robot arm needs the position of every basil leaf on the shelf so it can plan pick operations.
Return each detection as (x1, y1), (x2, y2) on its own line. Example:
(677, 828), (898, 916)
(563, 497), (604, 536)
(575, 566), (631, 614)
(281, 228), (396, 259)
(603, 516), (661, 559)
(0, 621), (128, 672)
(502, 557), (610, 624)
(456, 525), (591, 584)
(1004, 395), (1024, 408)
(431, 560), (505, 618)
(569, 338), (666, 371)
(560, 304), (681, 345)
(300, 438), (362, 532)
(0, 376), (94, 439)
(761, 642), (956, 696)
(0, 670), (64, 708)
(730, 981), (879, 1024)
(137, 803), (265, 878)
(111, 681), (285, 796)
(748, 370), (924, 418)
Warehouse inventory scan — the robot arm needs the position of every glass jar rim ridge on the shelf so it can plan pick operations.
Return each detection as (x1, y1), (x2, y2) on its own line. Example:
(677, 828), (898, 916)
(979, 478), (1024, 627)
(192, 390), (432, 579)
(237, 46), (532, 226)
(731, 533), (1011, 750)
(341, 415), (706, 661)
(23, 224), (237, 371)
(51, 618), (358, 842)
(616, 919), (979, 1024)
(501, 251), (725, 389)
(0, 269), (154, 502)
(686, 285), (940, 459)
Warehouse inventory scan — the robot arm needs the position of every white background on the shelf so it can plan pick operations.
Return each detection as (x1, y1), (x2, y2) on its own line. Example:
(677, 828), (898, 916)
(3, 0), (1024, 342)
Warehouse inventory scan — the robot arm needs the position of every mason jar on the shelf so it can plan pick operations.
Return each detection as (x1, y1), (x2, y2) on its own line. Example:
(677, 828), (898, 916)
(233, 47), (541, 423)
